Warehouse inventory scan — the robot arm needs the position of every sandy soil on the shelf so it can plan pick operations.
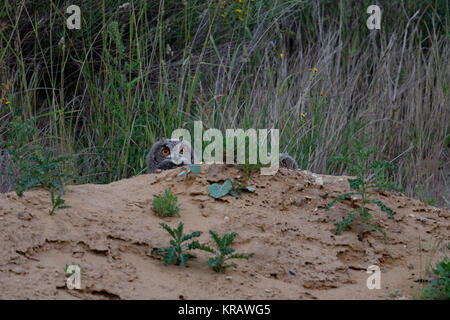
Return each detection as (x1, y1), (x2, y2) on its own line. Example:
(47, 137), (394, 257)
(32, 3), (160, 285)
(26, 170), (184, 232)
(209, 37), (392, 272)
(0, 164), (448, 300)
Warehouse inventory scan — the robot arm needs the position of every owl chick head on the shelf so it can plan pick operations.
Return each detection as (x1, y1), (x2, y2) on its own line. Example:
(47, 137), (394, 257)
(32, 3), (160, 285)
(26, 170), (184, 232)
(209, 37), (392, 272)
(279, 153), (298, 170)
(146, 139), (194, 174)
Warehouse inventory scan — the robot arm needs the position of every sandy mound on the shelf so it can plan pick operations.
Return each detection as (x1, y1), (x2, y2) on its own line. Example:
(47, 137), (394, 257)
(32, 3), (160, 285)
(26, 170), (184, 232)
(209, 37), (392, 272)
(0, 164), (448, 300)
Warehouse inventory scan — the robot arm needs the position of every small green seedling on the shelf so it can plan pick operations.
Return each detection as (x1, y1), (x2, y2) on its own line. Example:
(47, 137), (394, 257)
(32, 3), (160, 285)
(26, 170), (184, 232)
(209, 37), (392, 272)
(240, 162), (266, 179)
(193, 230), (254, 273)
(208, 178), (255, 199)
(49, 189), (71, 215)
(177, 164), (201, 177)
(326, 138), (397, 238)
(152, 222), (202, 267)
(153, 188), (180, 217)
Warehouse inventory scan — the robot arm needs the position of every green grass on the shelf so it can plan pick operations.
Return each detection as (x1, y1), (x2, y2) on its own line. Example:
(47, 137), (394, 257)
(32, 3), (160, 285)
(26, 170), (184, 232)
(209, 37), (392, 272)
(153, 188), (180, 217)
(0, 0), (448, 207)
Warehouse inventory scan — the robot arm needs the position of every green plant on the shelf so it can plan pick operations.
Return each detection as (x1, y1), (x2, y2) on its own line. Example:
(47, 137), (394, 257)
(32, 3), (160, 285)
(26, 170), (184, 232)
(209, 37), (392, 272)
(15, 151), (70, 197)
(193, 230), (254, 273)
(177, 164), (201, 177)
(2, 117), (71, 197)
(48, 189), (71, 215)
(239, 162), (268, 179)
(326, 138), (397, 238)
(208, 178), (255, 199)
(153, 188), (180, 217)
(423, 257), (450, 300)
(152, 222), (201, 267)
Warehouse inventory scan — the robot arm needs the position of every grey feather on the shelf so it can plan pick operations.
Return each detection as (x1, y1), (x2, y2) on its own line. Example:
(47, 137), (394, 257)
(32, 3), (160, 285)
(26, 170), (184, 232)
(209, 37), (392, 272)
(279, 153), (298, 170)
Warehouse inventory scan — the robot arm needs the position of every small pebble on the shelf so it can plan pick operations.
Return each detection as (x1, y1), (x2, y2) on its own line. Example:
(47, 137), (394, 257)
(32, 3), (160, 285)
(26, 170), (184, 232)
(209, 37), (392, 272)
(319, 192), (329, 199)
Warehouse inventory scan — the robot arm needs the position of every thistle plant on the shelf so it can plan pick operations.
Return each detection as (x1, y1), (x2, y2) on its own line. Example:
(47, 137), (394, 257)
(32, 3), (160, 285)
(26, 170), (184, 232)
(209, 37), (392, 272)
(48, 188), (71, 215)
(326, 138), (398, 238)
(1, 117), (71, 197)
(152, 222), (201, 267)
(193, 231), (254, 273)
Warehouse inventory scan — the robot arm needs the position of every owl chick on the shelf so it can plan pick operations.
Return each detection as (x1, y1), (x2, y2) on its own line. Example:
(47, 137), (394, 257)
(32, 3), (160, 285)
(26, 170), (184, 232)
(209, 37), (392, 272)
(279, 153), (298, 170)
(146, 139), (195, 174)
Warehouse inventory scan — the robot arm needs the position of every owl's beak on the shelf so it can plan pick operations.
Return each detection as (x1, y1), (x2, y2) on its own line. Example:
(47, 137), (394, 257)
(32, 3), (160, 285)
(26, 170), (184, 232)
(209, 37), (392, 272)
(172, 154), (191, 165)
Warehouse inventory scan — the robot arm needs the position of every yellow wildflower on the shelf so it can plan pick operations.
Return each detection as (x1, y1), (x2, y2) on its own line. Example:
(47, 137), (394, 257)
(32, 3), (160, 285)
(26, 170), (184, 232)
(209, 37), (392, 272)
(313, 68), (318, 72)
(280, 53), (284, 59)
(301, 113), (306, 118)
(236, 9), (243, 13)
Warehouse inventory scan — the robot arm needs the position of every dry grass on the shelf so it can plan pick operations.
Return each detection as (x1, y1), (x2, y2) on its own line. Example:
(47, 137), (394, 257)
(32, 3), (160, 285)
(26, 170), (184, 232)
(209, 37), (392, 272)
(0, 0), (448, 206)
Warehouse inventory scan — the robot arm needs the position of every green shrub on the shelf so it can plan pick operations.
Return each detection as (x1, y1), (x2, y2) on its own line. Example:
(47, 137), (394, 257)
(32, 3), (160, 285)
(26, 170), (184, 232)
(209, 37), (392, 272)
(423, 257), (450, 300)
(153, 188), (180, 217)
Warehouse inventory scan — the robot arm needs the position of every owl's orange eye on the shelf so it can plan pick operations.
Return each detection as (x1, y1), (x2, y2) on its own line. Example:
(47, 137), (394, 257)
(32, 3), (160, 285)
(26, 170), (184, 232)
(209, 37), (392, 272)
(280, 160), (287, 168)
(179, 148), (185, 154)
(161, 147), (170, 156)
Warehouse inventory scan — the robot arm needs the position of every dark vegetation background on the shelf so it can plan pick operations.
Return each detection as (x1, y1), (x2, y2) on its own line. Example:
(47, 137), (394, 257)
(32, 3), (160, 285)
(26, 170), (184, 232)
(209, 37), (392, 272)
(0, 0), (448, 206)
